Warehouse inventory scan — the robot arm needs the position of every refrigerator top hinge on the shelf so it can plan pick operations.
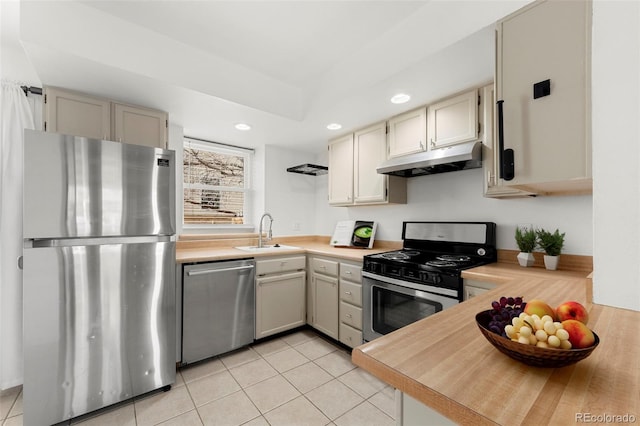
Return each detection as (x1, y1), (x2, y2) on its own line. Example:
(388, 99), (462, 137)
(44, 94), (47, 103)
(44, 121), (47, 131)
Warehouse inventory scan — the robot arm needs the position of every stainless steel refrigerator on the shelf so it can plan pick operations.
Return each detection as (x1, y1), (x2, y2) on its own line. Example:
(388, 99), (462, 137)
(22, 130), (176, 426)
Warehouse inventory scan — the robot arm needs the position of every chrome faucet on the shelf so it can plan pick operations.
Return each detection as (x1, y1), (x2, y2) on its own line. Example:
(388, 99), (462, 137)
(258, 213), (274, 248)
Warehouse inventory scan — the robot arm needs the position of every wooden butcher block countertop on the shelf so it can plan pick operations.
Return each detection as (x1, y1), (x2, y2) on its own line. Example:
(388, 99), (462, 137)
(176, 235), (400, 263)
(352, 275), (640, 425)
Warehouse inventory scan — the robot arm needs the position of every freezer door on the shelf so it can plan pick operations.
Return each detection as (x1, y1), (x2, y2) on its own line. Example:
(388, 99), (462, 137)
(23, 130), (175, 239)
(23, 241), (176, 426)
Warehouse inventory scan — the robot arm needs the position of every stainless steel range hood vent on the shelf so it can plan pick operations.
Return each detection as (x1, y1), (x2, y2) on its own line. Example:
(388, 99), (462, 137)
(376, 141), (482, 177)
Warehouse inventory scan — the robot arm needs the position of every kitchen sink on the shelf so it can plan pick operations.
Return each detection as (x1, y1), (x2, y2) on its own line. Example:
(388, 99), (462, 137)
(234, 244), (302, 252)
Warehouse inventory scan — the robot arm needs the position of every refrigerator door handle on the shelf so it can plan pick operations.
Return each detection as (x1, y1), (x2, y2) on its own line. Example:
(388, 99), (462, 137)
(187, 265), (255, 276)
(17, 256), (23, 270)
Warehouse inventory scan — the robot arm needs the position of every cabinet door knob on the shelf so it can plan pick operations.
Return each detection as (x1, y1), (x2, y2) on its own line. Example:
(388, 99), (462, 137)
(430, 138), (436, 149)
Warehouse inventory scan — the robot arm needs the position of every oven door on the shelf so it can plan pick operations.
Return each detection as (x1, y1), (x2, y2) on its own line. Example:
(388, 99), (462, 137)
(362, 273), (459, 342)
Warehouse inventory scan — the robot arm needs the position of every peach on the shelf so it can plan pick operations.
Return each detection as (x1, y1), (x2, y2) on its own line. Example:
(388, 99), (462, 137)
(561, 319), (595, 349)
(556, 301), (589, 325)
(523, 299), (556, 321)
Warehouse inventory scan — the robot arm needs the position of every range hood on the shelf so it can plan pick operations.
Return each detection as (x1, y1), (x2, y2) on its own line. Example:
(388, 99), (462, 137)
(377, 141), (482, 177)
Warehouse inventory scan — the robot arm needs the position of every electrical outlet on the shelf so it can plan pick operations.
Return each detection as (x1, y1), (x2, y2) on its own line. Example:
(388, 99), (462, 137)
(293, 222), (301, 231)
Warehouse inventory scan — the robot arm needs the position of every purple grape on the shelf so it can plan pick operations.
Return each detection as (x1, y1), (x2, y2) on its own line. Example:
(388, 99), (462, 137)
(507, 297), (515, 305)
(491, 301), (500, 311)
(499, 297), (508, 307)
(515, 296), (523, 305)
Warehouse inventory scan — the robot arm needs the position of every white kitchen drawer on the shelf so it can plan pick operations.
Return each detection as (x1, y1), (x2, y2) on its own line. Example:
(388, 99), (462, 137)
(340, 301), (362, 329)
(340, 280), (362, 307)
(256, 256), (306, 276)
(339, 323), (363, 349)
(312, 258), (339, 276)
(339, 263), (362, 283)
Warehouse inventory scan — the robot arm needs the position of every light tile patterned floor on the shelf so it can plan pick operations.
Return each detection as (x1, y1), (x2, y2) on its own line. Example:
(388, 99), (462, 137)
(0, 329), (395, 426)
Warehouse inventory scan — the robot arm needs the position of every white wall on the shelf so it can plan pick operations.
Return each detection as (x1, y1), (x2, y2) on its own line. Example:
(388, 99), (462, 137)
(314, 167), (593, 255)
(264, 145), (318, 236)
(592, 1), (640, 311)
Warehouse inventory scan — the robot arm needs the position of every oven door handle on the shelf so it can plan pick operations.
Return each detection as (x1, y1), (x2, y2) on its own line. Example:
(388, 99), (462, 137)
(361, 271), (459, 299)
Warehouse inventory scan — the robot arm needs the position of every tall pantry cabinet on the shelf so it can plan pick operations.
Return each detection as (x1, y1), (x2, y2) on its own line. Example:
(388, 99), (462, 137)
(494, 0), (592, 195)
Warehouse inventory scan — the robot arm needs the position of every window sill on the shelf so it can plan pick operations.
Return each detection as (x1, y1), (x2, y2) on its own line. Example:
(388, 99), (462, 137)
(181, 224), (255, 234)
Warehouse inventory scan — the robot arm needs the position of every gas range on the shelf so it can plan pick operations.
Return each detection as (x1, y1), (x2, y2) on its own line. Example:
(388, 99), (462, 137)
(362, 222), (497, 298)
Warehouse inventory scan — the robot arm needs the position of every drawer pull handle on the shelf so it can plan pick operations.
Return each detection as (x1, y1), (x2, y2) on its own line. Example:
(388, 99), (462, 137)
(346, 314), (352, 318)
(346, 271), (352, 275)
(345, 291), (352, 295)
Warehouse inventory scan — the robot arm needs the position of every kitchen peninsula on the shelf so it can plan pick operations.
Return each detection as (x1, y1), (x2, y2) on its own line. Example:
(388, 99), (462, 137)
(352, 273), (639, 425)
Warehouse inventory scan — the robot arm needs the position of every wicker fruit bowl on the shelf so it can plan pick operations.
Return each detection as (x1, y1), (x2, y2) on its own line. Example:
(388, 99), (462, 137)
(476, 310), (599, 368)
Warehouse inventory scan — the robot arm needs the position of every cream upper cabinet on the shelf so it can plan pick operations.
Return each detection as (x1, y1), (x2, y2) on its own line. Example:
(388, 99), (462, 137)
(388, 107), (426, 158)
(112, 103), (168, 149)
(44, 87), (111, 140)
(328, 134), (354, 205)
(481, 84), (534, 198)
(44, 86), (168, 149)
(427, 89), (478, 150)
(496, 0), (591, 195)
(329, 126), (406, 206)
(354, 123), (387, 204)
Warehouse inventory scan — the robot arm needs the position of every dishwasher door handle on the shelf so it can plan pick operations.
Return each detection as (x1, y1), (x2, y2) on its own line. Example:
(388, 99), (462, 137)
(187, 265), (255, 276)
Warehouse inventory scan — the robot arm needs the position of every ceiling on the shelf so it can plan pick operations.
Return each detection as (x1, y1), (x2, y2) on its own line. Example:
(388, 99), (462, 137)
(14, 1), (530, 154)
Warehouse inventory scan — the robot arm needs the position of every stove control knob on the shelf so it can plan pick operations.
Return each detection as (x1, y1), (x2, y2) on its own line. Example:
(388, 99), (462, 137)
(477, 248), (486, 256)
(431, 274), (442, 284)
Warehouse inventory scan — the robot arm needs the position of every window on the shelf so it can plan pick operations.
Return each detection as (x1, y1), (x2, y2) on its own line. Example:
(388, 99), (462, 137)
(183, 137), (251, 225)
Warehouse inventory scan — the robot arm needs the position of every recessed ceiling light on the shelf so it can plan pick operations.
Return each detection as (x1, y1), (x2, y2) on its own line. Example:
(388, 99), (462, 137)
(391, 93), (411, 104)
(235, 123), (251, 131)
(326, 123), (342, 130)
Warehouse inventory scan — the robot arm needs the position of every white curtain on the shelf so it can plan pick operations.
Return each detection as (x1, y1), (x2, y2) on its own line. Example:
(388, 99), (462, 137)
(1, 81), (35, 389)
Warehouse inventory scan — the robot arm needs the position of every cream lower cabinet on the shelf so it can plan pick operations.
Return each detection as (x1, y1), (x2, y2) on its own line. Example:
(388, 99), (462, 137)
(308, 257), (339, 340)
(338, 261), (363, 348)
(255, 256), (306, 339)
(397, 391), (455, 426)
(462, 278), (497, 301)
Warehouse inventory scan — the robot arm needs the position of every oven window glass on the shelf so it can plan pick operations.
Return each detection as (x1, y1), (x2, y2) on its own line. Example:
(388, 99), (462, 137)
(372, 286), (442, 335)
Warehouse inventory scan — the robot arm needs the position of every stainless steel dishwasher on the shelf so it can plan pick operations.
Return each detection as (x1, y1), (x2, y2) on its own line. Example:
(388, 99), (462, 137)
(182, 259), (255, 364)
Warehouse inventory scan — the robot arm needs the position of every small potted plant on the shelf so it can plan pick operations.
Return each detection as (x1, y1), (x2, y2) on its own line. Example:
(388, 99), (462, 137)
(536, 228), (565, 270)
(515, 226), (536, 267)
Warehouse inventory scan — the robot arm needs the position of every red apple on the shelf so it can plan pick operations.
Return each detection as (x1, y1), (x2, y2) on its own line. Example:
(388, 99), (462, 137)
(561, 319), (595, 349)
(524, 299), (556, 320)
(556, 301), (589, 324)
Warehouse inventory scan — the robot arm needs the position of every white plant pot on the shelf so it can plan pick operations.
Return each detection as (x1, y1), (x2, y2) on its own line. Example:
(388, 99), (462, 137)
(517, 252), (535, 267)
(544, 255), (559, 270)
